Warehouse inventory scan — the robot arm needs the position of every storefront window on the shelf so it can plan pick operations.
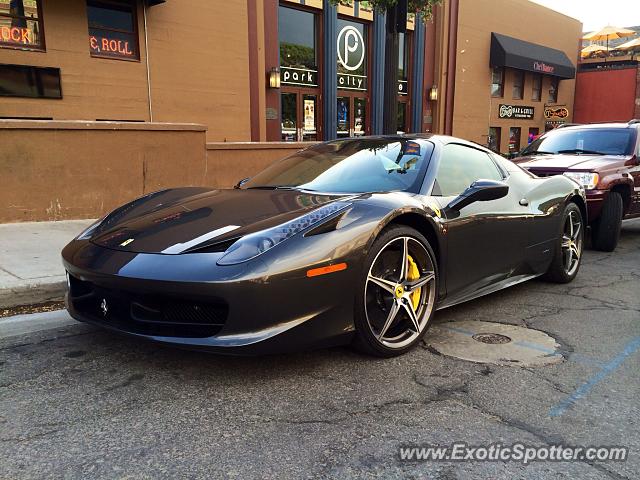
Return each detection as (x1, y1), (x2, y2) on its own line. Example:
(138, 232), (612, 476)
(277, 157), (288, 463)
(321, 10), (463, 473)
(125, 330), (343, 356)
(279, 6), (317, 86)
(397, 31), (409, 96)
(488, 127), (501, 153)
(279, 5), (320, 142)
(548, 77), (559, 103)
(0, 0), (44, 50)
(87, 0), (139, 60)
(532, 74), (542, 101)
(509, 127), (521, 153)
(528, 127), (539, 145)
(512, 70), (524, 100)
(491, 67), (504, 97)
(337, 19), (367, 91)
(397, 101), (407, 134)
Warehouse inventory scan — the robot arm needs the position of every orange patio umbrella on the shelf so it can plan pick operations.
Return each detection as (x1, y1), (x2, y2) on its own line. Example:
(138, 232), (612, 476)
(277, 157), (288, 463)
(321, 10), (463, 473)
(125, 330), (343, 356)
(581, 44), (608, 58)
(582, 25), (636, 52)
(615, 37), (640, 51)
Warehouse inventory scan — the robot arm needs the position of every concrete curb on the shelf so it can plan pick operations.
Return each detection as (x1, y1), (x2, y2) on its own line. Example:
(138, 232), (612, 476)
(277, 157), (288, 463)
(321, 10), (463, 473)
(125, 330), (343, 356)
(0, 278), (66, 309)
(0, 309), (78, 339)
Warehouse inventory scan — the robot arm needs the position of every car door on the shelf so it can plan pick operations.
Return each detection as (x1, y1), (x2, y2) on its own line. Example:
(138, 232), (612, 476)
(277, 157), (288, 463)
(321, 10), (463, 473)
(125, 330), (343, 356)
(431, 143), (528, 302)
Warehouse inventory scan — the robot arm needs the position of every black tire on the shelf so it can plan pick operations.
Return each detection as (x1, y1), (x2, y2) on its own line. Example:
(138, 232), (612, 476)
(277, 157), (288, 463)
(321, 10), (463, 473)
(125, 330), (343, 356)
(543, 202), (584, 283)
(591, 192), (624, 252)
(352, 225), (439, 357)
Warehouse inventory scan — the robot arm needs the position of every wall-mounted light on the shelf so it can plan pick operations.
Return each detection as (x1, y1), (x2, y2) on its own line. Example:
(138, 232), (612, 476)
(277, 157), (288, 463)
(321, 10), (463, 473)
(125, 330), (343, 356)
(268, 67), (281, 89)
(429, 85), (438, 102)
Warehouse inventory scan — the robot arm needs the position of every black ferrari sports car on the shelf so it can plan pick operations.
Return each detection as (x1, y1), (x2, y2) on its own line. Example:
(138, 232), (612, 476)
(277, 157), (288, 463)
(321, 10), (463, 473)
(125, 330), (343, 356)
(62, 135), (586, 356)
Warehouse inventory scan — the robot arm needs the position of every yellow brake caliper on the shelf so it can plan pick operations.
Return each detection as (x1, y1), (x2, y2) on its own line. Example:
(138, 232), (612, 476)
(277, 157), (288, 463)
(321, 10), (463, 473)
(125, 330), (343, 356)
(406, 255), (421, 311)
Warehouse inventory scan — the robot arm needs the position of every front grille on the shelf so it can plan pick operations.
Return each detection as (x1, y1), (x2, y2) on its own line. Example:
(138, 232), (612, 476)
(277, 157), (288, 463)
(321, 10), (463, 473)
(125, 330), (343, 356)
(68, 274), (227, 338)
(526, 169), (563, 178)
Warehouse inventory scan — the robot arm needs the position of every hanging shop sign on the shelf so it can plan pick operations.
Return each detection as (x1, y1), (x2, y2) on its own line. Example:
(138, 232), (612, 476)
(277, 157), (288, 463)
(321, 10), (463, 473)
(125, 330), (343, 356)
(398, 80), (408, 95)
(544, 105), (569, 120)
(280, 66), (318, 87)
(499, 104), (535, 120)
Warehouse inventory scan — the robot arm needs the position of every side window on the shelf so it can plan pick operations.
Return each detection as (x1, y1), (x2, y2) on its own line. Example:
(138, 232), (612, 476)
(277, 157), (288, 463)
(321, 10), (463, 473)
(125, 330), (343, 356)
(433, 144), (503, 197)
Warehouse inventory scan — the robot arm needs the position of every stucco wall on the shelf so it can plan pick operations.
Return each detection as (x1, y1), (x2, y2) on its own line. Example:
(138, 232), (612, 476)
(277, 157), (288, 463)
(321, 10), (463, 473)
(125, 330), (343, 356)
(0, 0), (151, 121)
(452, 0), (583, 151)
(0, 120), (305, 223)
(574, 67), (638, 123)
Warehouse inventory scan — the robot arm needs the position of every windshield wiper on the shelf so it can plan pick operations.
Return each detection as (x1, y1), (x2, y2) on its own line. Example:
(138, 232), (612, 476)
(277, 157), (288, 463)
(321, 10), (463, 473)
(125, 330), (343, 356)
(525, 150), (555, 156)
(557, 149), (604, 155)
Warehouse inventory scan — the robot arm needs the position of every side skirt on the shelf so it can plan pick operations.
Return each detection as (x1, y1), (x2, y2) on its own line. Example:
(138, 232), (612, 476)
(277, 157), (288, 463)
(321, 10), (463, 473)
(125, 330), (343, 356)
(435, 273), (542, 311)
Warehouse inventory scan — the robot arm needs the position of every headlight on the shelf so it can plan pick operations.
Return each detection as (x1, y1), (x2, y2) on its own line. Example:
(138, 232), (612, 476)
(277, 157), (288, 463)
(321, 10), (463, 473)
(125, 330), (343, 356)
(76, 216), (106, 240)
(217, 201), (352, 265)
(563, 172), (599, 190)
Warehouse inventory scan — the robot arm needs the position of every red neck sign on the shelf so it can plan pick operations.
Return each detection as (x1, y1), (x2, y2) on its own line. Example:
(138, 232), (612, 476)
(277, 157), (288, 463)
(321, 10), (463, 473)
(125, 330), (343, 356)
(0, 26), (33, 45)
(90, 35), (135, 58)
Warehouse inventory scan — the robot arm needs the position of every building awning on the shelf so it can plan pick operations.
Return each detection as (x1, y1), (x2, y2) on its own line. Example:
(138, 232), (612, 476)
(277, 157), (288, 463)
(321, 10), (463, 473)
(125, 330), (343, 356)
(490, 32), (576, 79)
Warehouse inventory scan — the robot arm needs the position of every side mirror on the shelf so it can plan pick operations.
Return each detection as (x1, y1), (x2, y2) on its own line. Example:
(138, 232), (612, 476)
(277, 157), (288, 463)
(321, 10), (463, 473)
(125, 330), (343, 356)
(234, 177), (250, 189)
(447, 179), (509, 211)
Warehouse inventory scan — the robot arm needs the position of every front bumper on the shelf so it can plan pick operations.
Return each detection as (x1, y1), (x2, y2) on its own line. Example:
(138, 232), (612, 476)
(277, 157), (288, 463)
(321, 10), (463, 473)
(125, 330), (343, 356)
(585, 189), (608, 222)
(62, 240), (358, 354)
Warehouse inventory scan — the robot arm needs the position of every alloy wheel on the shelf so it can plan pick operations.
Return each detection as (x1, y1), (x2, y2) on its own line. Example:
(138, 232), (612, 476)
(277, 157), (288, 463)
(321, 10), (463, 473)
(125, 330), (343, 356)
(561, 210), (582, 276)
(364, 236), (437, 349)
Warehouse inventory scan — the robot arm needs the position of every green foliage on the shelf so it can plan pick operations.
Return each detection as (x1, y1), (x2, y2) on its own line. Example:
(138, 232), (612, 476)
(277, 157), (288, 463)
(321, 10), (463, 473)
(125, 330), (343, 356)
(280, 43), (316, 69)
(329, 0), (442, 20)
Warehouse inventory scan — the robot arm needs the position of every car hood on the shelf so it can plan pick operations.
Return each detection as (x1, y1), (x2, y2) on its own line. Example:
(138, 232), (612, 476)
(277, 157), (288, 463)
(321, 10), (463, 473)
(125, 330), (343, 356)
(515, 154), (628, 171)
(90, 188), (351, 254)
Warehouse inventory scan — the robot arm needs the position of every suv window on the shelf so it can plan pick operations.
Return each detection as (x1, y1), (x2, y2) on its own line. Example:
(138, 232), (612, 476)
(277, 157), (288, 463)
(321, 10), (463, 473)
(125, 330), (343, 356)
(522, 128), (636, 156)
(433, 144), (503, 197)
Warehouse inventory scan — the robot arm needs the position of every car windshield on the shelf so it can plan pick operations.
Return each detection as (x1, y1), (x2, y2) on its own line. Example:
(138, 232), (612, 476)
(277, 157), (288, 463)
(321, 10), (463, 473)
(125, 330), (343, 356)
(521, 128), (636, 156)
(242, 138), (434, 194)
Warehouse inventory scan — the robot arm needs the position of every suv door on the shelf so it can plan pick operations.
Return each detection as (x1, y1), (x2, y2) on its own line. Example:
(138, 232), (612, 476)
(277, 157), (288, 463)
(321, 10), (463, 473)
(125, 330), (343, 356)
(432, 143), (528, 303)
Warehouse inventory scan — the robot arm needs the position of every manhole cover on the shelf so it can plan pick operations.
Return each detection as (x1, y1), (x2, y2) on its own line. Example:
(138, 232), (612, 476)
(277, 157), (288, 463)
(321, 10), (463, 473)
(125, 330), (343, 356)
(427, 321), (563, 367)
(472, 333), (511, 344)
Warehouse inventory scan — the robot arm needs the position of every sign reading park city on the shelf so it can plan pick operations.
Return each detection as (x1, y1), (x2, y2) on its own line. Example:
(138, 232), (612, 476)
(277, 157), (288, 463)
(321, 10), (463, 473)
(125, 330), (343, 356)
(337, 25), (367, 91)
(280, 66), (318, 87)
(89, 35), (136, 59)
(499, 104), (535, 120)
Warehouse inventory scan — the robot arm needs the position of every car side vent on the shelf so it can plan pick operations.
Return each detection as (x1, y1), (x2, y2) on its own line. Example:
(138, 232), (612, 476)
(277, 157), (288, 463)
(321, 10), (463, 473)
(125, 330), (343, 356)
(184, 237), (241, 254)
(304, 214), (343, 237)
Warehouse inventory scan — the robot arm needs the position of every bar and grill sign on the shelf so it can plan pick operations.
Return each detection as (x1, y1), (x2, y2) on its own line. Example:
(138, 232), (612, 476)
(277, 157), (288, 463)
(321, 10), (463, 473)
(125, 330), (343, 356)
(499, 104), (535, 120)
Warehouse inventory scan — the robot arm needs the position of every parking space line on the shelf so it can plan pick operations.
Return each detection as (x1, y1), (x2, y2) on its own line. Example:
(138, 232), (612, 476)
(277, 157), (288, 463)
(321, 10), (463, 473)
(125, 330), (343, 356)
(549, 336), (640, 418)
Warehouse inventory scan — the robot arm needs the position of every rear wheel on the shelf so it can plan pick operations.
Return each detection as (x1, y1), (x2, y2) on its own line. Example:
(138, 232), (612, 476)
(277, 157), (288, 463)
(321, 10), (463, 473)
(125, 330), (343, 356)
(543, 202), (584, 283)
(353, 226), (438, 357)
(591, 192), (623, 252)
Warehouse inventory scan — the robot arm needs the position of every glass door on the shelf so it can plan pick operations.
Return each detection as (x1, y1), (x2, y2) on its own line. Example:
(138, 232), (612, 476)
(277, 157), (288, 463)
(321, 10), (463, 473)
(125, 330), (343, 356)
(281, 90), (319, 142)
(337, 95), (368, 138)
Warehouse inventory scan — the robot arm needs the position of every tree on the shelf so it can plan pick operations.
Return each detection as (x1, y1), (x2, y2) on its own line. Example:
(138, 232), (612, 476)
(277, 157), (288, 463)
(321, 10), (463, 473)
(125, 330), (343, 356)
(330, 0), (441, 134)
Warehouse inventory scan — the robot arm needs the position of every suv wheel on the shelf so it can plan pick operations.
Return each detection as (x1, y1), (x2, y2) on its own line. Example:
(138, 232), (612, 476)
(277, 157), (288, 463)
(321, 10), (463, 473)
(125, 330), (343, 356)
(592, 192), (623, 252)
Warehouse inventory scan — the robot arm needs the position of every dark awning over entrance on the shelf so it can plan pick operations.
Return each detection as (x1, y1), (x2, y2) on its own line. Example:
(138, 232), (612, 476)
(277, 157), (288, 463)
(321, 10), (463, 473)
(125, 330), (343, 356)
(490, 32), (576, 79)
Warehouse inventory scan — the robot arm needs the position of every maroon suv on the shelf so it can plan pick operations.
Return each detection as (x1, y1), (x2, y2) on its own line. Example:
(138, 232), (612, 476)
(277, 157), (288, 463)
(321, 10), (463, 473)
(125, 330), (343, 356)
(515, 121), (640, 251)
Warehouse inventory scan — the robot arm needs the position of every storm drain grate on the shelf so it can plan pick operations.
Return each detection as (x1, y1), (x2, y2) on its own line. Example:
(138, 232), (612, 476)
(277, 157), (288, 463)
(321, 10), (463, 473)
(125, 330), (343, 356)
(426, 321), (563, 367)
(472, 333), (512, 345)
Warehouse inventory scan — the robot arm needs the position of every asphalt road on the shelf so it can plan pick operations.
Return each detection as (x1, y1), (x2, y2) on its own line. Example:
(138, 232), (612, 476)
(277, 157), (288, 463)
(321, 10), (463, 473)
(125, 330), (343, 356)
(1, 219), (639, 479)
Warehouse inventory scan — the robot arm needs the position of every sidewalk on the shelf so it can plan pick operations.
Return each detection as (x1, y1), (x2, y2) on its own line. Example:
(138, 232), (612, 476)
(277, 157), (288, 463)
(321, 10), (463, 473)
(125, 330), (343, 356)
(0, 220), (93, 309)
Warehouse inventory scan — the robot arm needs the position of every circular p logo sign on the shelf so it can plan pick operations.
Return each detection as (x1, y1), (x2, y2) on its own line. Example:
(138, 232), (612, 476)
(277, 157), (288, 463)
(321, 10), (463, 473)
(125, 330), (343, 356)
(337, 25), (365, 72)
